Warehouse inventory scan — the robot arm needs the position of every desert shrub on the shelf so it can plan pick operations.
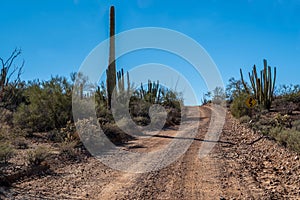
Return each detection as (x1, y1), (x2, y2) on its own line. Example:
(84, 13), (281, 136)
(0, 142), (14, 164)
(286, 130), (300, 153)
(129, 93), (182, 128)
(132, 116), (150, 126)
(269, 127), (300, 153)
(129, 98), (152, 119)
(272, 113), (292, 128)
(59, 141), (78, 160)
(230, 92), (251, 118)
(0, 108), (13, 126)
(60, 121), (80, 142)
(226, 78), (246, 102)
(14, 76), (72, 132)
(0, 127), (9, 141)
(161, 90), (183, 110)
(27, 147), (50, 166)
(96, 104), (114, 124)
(239, 115), (251, 124)
(46, 121), (80, 144)
(212, 87), (226, 105)
(292, 120), (300, 131)
(201, 92), (212, 105)
(47, 129), (65, 143)
(165, 107), (181, 126)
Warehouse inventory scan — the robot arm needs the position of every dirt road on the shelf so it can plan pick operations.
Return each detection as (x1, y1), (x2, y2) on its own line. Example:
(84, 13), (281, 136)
(97, 105), (222, 200)
(3, 105), (300, 199)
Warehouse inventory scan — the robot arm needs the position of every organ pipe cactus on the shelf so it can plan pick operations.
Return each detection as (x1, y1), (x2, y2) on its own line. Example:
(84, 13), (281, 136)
(117, 68), (131, 93)
(240, 59), (276, 110)
(140, 80), (162, 104)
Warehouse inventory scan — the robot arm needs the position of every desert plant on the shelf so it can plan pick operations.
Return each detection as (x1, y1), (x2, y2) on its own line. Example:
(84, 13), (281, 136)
(226, 77), (248, 102)
(271, 113), (292, 129)
(269, 127), (300, 153)
(14, 76), (73, 132)
(239, 115), (251, 124)
(212, 86), (226, 105)
(27, 147), (50, 166)
(230, 92), (251, 118)
(0, 142), (14, 164)
(292, 120), (300, 131)
(106, 6), (117, 110)
(240, 59), (276, 110)
(0, 49), (25, 123)
(139, 80), (162, 104)
(59, 141), (78, 160)
(201, 92), (211, 105)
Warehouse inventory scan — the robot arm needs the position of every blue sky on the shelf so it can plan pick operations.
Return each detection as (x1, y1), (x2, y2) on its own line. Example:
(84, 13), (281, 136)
(1, 0), (300, 104)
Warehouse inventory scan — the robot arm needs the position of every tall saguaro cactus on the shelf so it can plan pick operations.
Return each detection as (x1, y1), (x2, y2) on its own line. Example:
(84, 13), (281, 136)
(240, 59), (276, 110)
(106, 6), (116, 110)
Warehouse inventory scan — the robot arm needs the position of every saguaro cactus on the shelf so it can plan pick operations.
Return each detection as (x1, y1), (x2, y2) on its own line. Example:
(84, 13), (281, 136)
(106, 6), (116, 110)
(240, 59), (276, 110)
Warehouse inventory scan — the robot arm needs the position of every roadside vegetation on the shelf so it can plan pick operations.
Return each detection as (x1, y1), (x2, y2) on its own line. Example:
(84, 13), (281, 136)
(226, 59), (300, 154)
(1, 52), (182, 188)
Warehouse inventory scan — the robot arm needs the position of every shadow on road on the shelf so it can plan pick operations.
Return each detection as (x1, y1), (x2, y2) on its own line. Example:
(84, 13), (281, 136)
(142, 134), (235, 145)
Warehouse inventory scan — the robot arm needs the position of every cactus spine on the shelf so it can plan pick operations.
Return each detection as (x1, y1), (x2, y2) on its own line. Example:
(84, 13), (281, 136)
(240, 59), (276, 110)
(106, 6), (116, 110)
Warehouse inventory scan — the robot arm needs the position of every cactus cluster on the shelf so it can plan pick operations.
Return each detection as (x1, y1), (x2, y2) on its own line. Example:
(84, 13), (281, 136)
(140, 80), (162, 104)
(117, 68), (130, 93)
(240, 59), (276, 110)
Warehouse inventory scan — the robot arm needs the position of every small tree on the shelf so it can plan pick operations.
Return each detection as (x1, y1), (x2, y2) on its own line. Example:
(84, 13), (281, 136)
(0, 49), (24, 122)
(212, 86), (226, 105)
(226, 77), (245, 102)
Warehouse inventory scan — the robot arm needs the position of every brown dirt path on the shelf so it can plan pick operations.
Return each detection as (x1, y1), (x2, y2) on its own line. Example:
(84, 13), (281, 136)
(97, 106), (223, 200)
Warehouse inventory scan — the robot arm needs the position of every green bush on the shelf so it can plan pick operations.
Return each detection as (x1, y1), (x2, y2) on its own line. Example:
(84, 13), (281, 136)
(230, 92), (251, 118)
(269, 127), (300, 153)
(0, 142), (14, 164)
(14, 76), (72, 132)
